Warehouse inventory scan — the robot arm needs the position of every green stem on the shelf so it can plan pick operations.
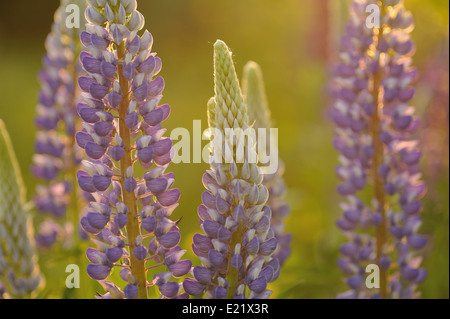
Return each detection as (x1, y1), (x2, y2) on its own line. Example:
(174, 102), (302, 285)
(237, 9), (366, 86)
(371, 2), (388, 298)
(117, 44), (148, 299)
(226, 221), (245, 299)
(68, 49), (81, 248)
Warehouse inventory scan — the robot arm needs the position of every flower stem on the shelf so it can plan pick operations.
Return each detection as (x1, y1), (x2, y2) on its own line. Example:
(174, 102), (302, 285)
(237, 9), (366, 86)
(371, 9), (388, 298)
(68, 45), (81, 247)
(117, 44), (148, 299)
(226, 221), (245, 299)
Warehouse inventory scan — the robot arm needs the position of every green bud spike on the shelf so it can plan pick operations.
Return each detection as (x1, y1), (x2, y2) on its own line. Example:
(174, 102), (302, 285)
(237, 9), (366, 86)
(213, 40), (248, 132)
(0, 119), (41, 298)
(242, 61), (272, 130)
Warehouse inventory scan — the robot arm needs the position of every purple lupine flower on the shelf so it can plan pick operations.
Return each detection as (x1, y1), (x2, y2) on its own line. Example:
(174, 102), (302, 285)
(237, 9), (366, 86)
(331, 0), (427, 299)
(242, 61), (292, 266)
(78, 0), (189, 299)
(32, 0), (88, 248)
(183, 40), (280, 299)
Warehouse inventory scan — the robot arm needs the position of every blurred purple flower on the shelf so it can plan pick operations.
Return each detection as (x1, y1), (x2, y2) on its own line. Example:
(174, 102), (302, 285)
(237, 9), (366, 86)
(331, 0), (427, 299)
(32, 0), (88, 248)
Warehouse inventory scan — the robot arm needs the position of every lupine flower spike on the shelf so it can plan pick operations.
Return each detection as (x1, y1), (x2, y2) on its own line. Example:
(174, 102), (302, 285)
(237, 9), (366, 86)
(77, 0), (189, 299)
(0, 120), (42, 298)
(32, 0), (88, 248)
(242, 61), (291, 266)
(331, 0), (427, 299)
(183, 40), (280, 299)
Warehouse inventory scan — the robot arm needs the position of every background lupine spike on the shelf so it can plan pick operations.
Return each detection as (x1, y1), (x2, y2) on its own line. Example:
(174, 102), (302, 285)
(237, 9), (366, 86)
(242, 61), (271, 130)
(331, 0), (427, 299)
(242, 61), (292, 266)
(32, 0), (88, 249)
(0, 119), (42, 298)
(78, 0), (188, 299)
(183, 40), (280, 299)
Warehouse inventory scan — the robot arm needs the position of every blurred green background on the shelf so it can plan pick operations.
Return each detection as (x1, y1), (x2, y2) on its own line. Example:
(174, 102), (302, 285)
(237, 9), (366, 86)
(0, 0), (448, 299)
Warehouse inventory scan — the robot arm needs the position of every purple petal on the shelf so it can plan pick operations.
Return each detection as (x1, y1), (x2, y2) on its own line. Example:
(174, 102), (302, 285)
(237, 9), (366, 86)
(85, 142), (107, 160)
(86, 248), (108, 264)
(87, 264), (111, 280)
(143, 104), (170, 126)
(138, 56), (156, 74)
(91, 33), (110, 51)
(157, 188), (181, 207)
(109, 145), (125, 161)
(246, 236), (260, 255)
(77, 171), (96, 193)
(259, 238), (278, 256)
(231, 254), (243, 269)
(407, 235), (427, 250)
(78, 76), (95, 92)
(80, 216), (102, 234)
(193, 266), (213, 285)
(148, 76), (165, 96)
(158, 231), (181, 249)
(147, 177), (170, 195)
(159, 282), (179, 298)
(133, 246), (148, 261)
(346, 275), (364, 289)
(89, 83), (110, 100)
(125, 111), (139, 129)
(193, 234), (213, 252)
(137, 147), (154, 164)
(169, 260), (192, 278)
(142, 216), (157, 233)
(93, 175), (112, 191)
(249, 276), (267, 294)
(124, 284), (138, 299)
(82, 57), (101, 74)
(208, 250), (224, 266)
(183, 278), (205, 297)
(380, 256), (391, 270)
(202, 220), (220, 238)
(106, 247), (123, 263)
(402, 201), (422, 215)
(124, 177), (137, 193)
(108, 91), (122, 108)
(86, 212), (109, 229)
(78, 104), (100, 123)
(217, 227), (232, 242)
(123, 63), (135, 81)
(213, 286), (227, 299)
(340, 243), (358, 256)
(153, 138), (173, 157)
(101, 61), (116, 79)
(401, 267), (419, 281)
(114, 213), (128, 229)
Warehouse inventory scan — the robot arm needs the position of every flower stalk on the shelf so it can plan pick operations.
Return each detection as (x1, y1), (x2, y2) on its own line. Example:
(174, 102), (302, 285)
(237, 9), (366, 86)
(183, 40), (280, 299)
(77, 0), (189, 299)
(0, 120), (42, 298)
(331, 0), (427, 299)
(32, 0), (87, 249)
(242, 61), (291, 266)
